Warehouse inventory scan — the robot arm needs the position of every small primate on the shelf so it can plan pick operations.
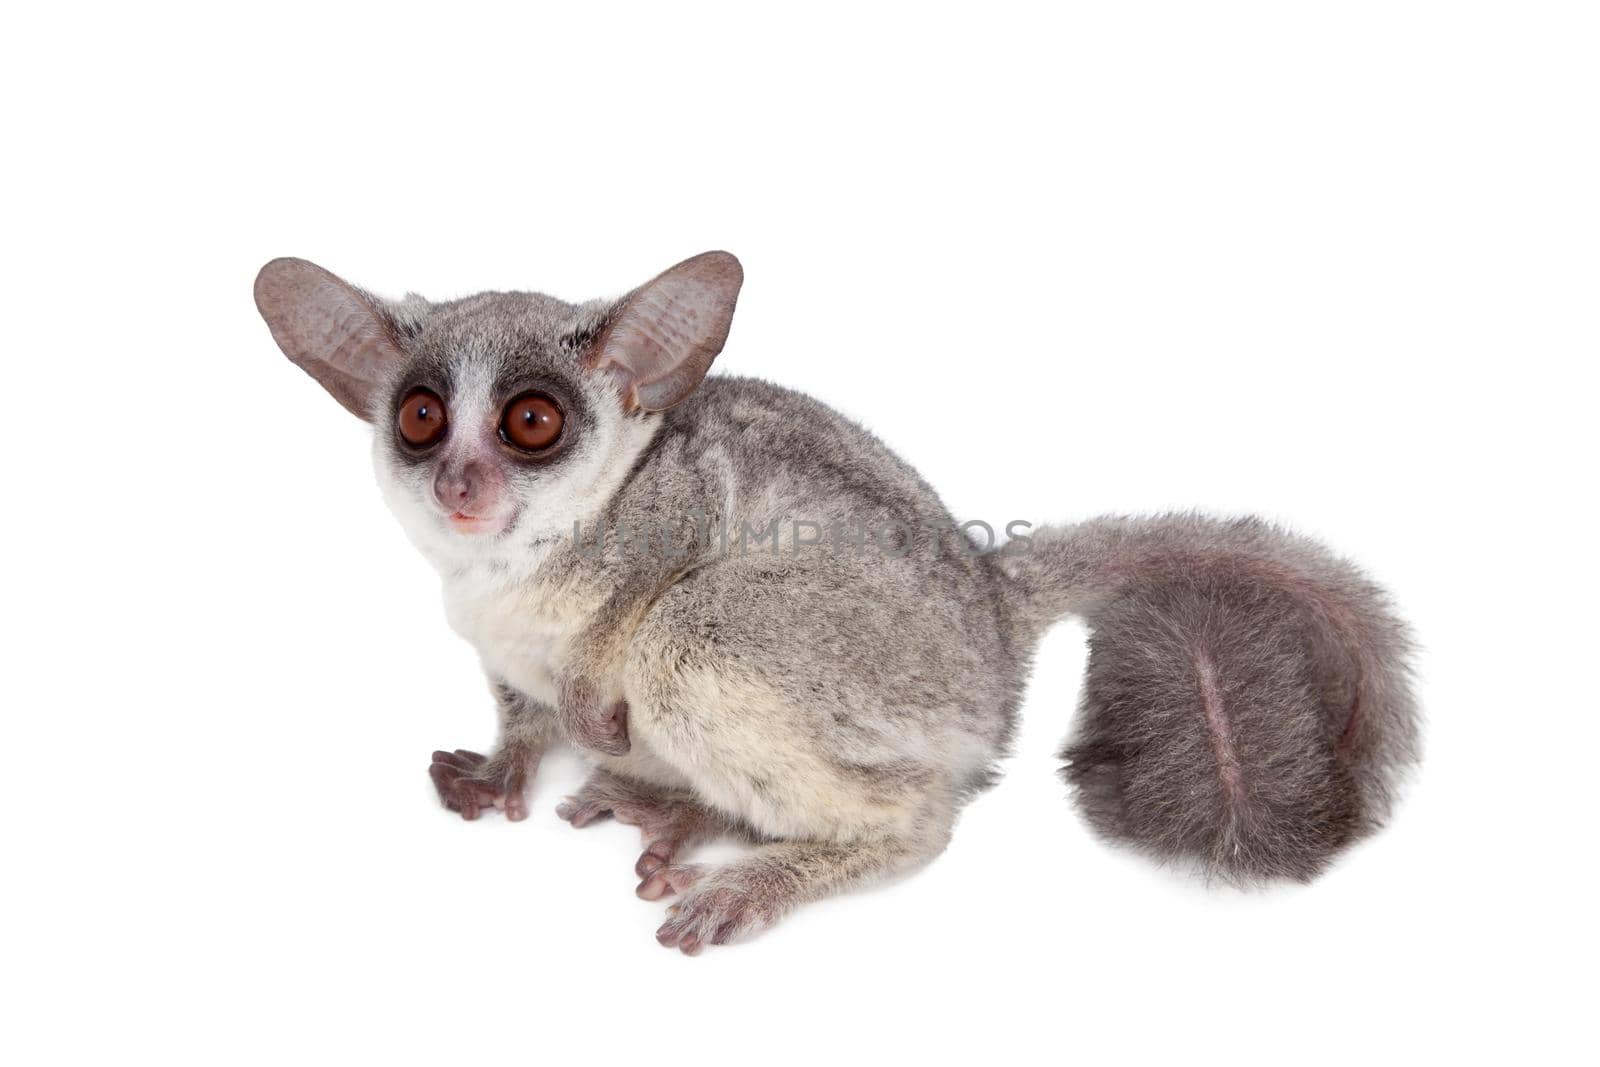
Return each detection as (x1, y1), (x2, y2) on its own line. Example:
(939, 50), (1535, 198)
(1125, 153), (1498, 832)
(254, 253), (1420, 953)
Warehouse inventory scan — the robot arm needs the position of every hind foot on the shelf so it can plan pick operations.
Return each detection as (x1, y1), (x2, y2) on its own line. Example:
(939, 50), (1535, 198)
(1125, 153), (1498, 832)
(651, 866), (786, 955)
(555, 771), (734, 880)
(646, 834), (947, 955)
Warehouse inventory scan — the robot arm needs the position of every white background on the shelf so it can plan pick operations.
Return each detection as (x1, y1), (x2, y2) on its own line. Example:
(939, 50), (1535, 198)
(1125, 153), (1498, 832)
(5, 2), (1596, 1063)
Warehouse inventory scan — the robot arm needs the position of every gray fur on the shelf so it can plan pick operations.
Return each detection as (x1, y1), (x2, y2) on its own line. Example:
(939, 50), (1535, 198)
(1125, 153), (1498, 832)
(254, 254), (1422, 949)
(999, 514), (1420, 883)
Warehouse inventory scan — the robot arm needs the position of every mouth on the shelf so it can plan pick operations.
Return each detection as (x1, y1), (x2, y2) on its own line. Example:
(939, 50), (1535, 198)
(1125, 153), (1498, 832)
(447, 511), (503, 535)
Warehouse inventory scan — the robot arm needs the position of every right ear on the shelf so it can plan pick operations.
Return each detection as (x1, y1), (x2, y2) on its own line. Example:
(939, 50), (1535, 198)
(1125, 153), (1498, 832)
(254, 258), (406, 420)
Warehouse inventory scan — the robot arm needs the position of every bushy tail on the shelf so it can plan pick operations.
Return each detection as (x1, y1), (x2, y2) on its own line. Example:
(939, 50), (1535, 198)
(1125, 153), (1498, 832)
(994, 513), (1420, 883)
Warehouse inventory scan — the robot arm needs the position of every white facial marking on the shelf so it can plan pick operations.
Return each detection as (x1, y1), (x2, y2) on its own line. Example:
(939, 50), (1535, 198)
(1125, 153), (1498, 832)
(374, 368), (664, 709)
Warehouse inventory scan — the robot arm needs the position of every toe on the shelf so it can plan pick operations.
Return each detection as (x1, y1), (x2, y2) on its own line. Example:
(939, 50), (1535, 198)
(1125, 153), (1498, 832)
(634, 837), (678, 878)
(636, 862), (703, 901)
(655, 919), (687, 948)
(430, 750), (479, 772)
(556, 799), (609, 827)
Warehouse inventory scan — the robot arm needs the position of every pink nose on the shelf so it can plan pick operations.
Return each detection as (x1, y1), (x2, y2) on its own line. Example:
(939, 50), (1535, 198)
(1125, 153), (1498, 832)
(433, 462), (485, 514)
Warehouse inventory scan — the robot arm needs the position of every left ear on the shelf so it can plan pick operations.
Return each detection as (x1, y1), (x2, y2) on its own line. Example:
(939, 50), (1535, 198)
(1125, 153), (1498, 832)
(589, 251), (744, 412)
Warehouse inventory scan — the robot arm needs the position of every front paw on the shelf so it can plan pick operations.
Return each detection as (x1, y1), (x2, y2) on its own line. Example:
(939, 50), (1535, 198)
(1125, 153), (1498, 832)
(428, 748), (532, 821)
(559, 677), (631, 756)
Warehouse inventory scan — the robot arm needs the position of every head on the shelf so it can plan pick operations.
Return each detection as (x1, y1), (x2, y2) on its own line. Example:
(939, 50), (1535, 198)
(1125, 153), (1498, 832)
(253, 252), (743, 565)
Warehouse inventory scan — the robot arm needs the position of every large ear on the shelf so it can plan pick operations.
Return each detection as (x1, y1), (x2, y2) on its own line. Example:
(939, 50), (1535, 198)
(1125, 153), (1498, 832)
(589, 251), (744, 412)
(254, 258), (406, 420)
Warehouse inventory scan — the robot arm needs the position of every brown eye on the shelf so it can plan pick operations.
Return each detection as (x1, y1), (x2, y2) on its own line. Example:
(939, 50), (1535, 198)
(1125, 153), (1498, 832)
(501, 393), (564, 452)
(396, 389), (447, 448)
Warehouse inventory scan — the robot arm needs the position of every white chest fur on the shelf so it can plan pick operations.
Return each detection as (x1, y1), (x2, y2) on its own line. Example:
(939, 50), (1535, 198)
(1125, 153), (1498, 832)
(437, 554), (698, 794)
(440, 562), (590, 707)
